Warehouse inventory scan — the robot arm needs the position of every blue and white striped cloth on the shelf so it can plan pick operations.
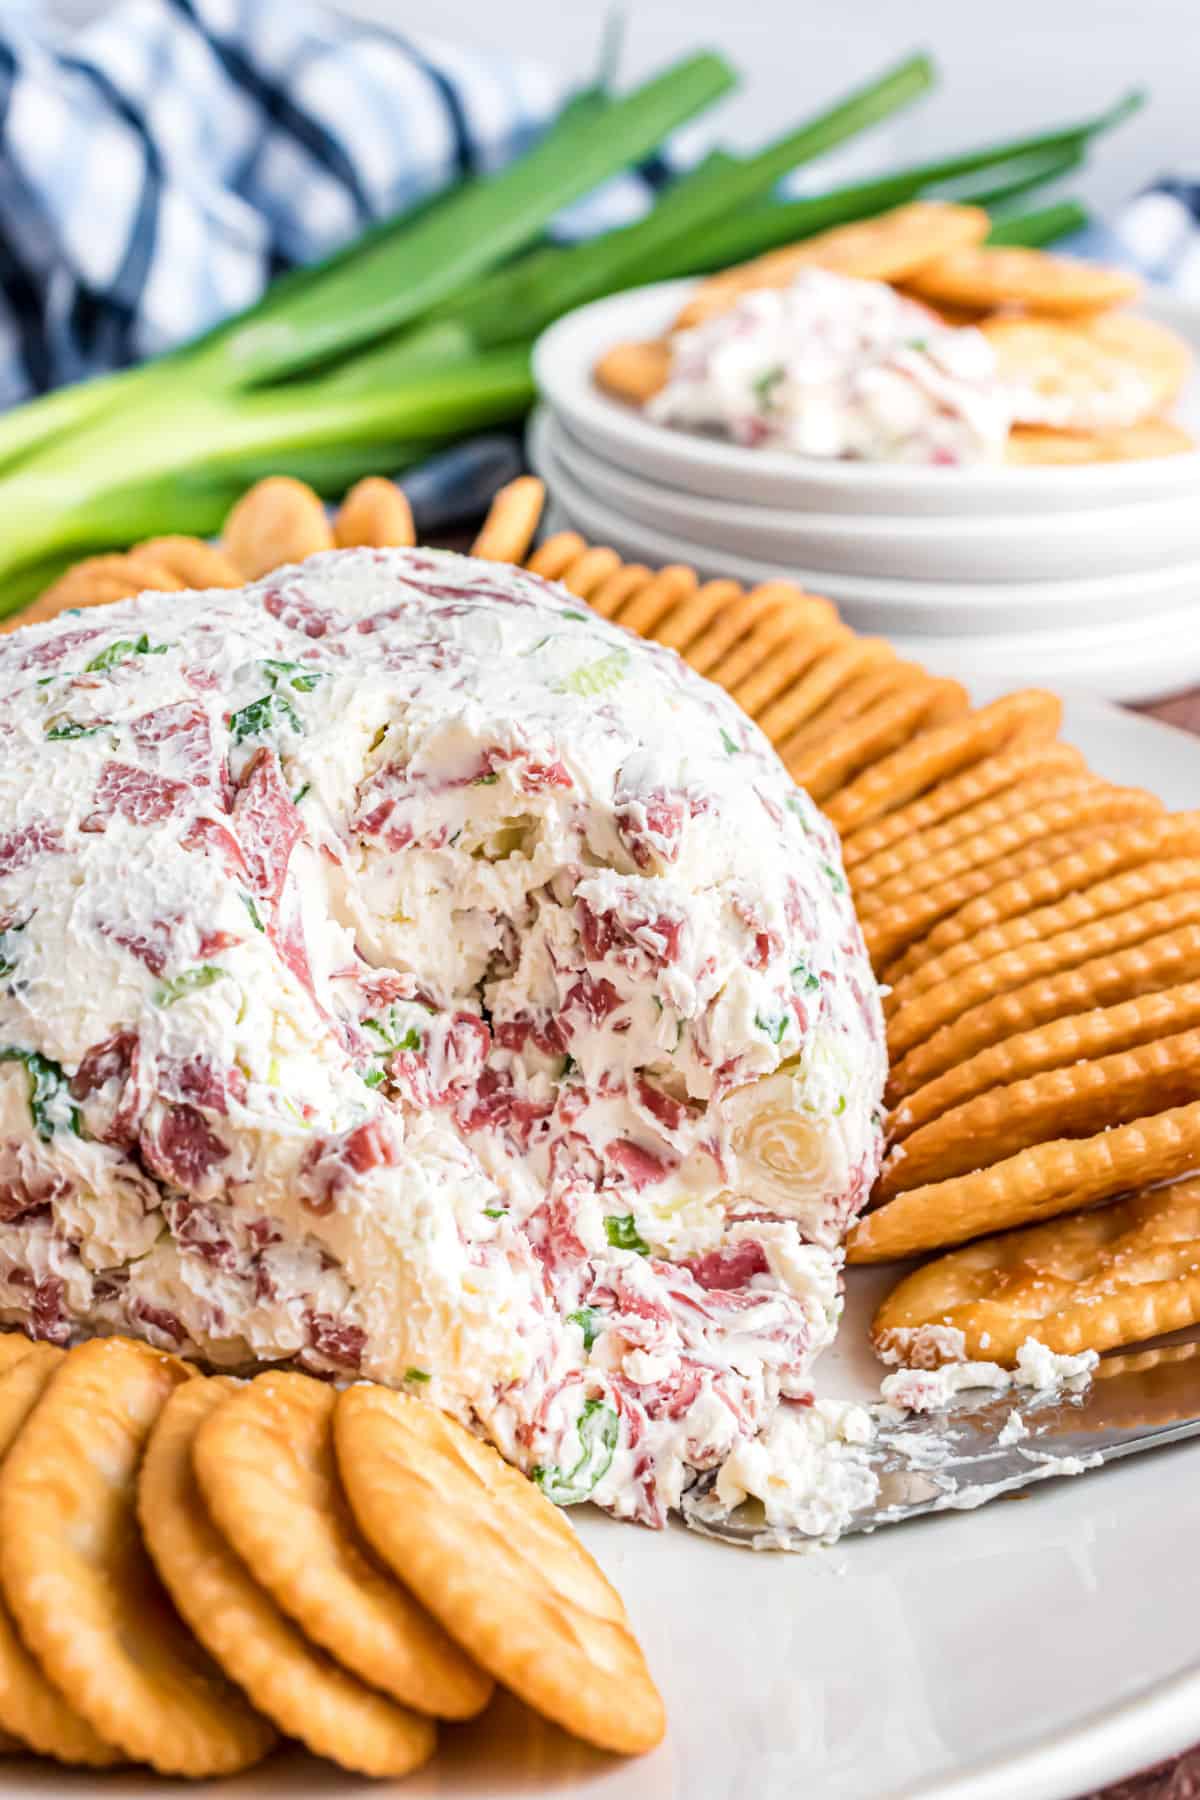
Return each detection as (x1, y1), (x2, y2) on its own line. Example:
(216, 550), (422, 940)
(0, 0), (676, 408)
(2, 0), (1198, 413)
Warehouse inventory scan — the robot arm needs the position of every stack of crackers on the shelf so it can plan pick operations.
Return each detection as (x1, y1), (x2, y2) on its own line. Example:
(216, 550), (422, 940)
(6, 473), (1200, 1391)
(0, 1333), (663, 1775)
(594, 200), (1195, 465)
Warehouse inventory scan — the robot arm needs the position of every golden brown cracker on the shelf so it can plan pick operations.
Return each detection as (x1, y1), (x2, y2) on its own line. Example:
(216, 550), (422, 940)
(584, 561), (654, 619)
(842, 740), (1088, 870)
(0, 1333), (32, 1374)
(193, 1372), (490, 1719)
(755, 637), (897, 745)
(825, 689), (1064, 836)
(893, 285), (987, 328)
(333, 477), (416, 549)
(858, 771), (1101, 898)
(984, 312), (1193, 433)
(615, 564), (700, 637)
(850, 1097), (1200, 1262)
(649, 577), (744, 652)
(22, 551), (185, 628)
(558, 546), (627, 605)
(1082, 311), (1193, 403)
(1006, 417), (1194, 464)
(685, 583), (827, 679)
(524, 530), (588, 581)
(779, 656), (928, 752)
(859, 785), (1162, 917)
(729, 624), (853, 721)
(889, 857), (1200, 1016)
(471, 476), (546, 564)
(132, 536), (245, 589)
(905, 244), (1140, 317)
(559, 548), (622, 605)
(139, 1376), (433, 1779)
(887, 921), (1200, 1103)
(0, 1339), (271, 1777)
(891, 981), (1200, 1144)
(884, 814), (1200, 983)
(877, 1025), (1200, 1199)
(594, 339), (672, 405)
(865, 825), (1118, 973)
(0, 1345), (121, 1767)
(221, 475), (335, 578)
(674, 202), (989, 330)
(335, 1385), (665, 1756)
(706, 592), (842, 696)
(871, 1180), (1200, 1364)
(785, 676), (970, 804)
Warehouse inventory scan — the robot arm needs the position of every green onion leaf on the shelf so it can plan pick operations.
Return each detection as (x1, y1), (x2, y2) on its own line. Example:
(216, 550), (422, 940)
(568, 1307), (603, 1351)
(154, 966), (227, 1009)
(229, 692), (302, 744)
(45, 719), (101, 740)
(533, 1397), (619, 1504)
(604, 1214), (650, 1255)
(754, 1011), (789, 1045)
(0, 1047), (83, 1141)
(556, 648), (629, 697)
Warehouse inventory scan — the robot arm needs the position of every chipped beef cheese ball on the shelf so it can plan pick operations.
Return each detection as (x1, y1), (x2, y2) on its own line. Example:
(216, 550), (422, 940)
(0, 549), (885, 1527)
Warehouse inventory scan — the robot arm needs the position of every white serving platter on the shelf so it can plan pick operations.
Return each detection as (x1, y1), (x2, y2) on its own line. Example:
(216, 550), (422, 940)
(532, 279), (1200, 516)
(531, 405), (1200, 585)
(6, 694), (1197, 1798)
(537, 490), (1200, 702)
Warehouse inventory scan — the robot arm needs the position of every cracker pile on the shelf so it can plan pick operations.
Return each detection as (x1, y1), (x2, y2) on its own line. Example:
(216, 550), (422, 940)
(594, 200), (1194, 463)
(7, 472), (1200, 1377)
(0, 1334), (664, 1776)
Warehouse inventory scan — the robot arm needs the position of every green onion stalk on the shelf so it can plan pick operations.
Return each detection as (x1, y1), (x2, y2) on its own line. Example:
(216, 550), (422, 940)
(0, 349), (535, 592)
(0, 47), (1141, 615)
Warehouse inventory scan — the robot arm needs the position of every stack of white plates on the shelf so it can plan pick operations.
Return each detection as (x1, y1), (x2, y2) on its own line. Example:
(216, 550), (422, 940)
(531, 281), (1200, 701)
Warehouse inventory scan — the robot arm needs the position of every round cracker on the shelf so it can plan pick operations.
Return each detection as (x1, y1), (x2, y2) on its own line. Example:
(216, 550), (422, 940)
(472, 476), (546, 564)
(871, 1179), (1200, 1363)
(594, 339), (672, 406)
(905, 244), (1140, 317)
(1006, 417), (1193, 464)
(1083, 311), (1192, 401)
(524, 531), (587, 581)
(0, 1345), (121, 1766)
(333, 477), (416, 550)
(0, 1332), (33, 1374)
(139, 1377), (436, 1779)
(221, 476), (335, 579)
(984, 313), (1190, 429)
(193, 1372), (491, 1719)
(850, 1096), (1200, 1262)
(134, 536), (246, 589)
(673, 201), (989, 329)
(887, 920), (1200, 1104)
(334, 1386), (665, 1756)
(0, 1338), (273, 1777)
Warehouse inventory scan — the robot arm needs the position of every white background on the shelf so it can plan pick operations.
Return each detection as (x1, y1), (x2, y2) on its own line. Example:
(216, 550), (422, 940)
(49, 0), (1199, 212)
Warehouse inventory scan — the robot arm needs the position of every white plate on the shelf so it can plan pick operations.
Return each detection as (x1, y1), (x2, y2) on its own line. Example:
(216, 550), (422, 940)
(10, 701), (1199, 1800)
(532, 280), (1200, 515)
(532, 410), (1200, 637)
(537, 488), (1200, 700)
(532, 405), (1200, 584)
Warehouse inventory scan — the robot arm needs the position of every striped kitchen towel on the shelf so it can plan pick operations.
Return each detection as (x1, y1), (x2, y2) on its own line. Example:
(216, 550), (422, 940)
(0, 0), (673, 408)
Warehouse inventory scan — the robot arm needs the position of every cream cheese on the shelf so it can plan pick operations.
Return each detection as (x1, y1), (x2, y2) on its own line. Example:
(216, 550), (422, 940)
(0, 548), (886, 1527)
(648, 268), (1014, 465)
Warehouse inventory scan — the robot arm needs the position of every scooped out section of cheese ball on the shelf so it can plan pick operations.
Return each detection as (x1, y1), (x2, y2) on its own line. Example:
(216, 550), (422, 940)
(0, 548), (885, 1528)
